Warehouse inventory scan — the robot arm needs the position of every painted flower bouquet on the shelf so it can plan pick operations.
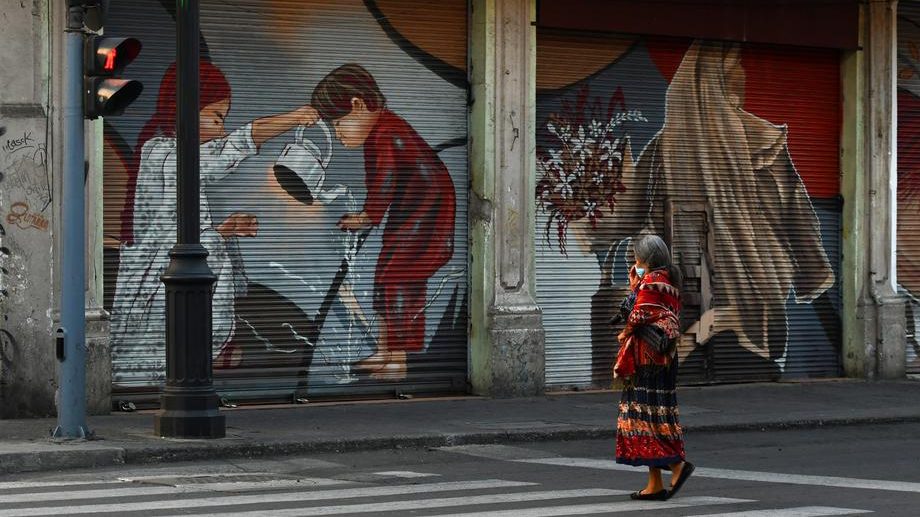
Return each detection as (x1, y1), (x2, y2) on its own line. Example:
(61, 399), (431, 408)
(537, 88), (646, 255)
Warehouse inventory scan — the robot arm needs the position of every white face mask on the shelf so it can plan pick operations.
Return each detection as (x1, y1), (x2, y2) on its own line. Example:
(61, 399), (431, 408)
(635, 267), (646, 278)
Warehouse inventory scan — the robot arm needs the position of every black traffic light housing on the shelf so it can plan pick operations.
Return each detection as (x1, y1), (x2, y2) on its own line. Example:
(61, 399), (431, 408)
(83, 35), (143, 119)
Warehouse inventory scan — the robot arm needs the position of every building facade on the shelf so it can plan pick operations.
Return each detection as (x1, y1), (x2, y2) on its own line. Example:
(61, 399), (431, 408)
(0, 0), (911, 418)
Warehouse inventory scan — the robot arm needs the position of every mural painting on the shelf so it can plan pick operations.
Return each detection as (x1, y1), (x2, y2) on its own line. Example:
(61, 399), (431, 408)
(897, 9), (920, 372)
(536, 37), (842, 386)
(104, 0), (468, 403)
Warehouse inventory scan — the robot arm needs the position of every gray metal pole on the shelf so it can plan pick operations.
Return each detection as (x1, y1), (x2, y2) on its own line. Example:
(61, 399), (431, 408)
(53, 4), (90, 439)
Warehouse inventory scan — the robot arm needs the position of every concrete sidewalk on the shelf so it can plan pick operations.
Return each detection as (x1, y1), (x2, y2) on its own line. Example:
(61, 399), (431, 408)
(1, 379), (918, 475)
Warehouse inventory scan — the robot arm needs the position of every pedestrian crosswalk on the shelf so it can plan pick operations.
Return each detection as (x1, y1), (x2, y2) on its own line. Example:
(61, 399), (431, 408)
(0, 471), (872, 517)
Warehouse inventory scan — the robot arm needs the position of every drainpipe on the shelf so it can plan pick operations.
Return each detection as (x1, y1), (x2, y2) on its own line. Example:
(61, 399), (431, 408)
(53, 3), (90, 439)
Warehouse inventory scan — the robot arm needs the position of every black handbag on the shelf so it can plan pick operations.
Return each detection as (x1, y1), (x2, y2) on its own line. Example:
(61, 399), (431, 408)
(634, 324), (674, 354)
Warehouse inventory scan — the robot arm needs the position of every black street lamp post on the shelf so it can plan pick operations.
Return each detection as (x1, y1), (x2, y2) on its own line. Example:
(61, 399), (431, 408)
(154, 0), (225, 438)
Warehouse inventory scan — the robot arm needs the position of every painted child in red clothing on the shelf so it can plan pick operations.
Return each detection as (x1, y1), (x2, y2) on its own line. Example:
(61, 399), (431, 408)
(310, 64), (456, 381)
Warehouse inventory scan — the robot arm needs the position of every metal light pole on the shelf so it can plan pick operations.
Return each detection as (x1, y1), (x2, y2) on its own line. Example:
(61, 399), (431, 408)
(154, 0), (225, 438)
(54, 2), (91, 440)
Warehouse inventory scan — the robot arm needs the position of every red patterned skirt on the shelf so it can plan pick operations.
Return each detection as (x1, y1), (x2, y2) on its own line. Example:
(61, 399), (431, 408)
(615, 360), (685, 467)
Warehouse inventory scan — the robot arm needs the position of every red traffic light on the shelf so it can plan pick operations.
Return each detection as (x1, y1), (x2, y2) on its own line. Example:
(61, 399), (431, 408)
(84, 34), (142, 119)
(104, 48), (116, 72)
(85, 36), (140, 76)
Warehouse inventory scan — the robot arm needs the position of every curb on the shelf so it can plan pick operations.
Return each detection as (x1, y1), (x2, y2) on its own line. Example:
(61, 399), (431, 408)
(0, 445), (126, 475)
(124, 413), (920, 465)
(3, 414), (920, 476)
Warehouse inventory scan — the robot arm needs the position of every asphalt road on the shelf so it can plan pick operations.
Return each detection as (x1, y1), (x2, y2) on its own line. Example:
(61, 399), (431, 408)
(2, 423), (920, 516)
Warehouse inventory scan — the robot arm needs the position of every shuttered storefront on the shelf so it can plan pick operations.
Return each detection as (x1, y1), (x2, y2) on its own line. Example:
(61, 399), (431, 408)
(535, 32), (843, 387)
(103, 0), (469, 407)
(898, 3), (920, 375)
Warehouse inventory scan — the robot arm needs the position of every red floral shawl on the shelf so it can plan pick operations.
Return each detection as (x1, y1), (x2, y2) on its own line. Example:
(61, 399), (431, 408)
(613, 269), (682, 379)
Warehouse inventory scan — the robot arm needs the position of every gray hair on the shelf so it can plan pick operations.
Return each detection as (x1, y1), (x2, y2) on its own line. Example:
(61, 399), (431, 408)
(633, 235), (672, 269)
(633, 234), (682, 289)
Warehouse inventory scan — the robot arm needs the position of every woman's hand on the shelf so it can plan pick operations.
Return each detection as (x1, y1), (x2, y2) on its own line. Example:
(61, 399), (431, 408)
(628, 265), (640, 291)
(337, 211), (373, 231)
(216, 213), (259, 238)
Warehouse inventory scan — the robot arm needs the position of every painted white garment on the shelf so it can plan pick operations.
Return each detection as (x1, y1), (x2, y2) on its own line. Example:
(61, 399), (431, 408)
(111, 124), (256, 383)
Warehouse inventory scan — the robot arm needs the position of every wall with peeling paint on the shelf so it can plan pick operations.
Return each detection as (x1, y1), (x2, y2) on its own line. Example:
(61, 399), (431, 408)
(0, 0), (56, 418)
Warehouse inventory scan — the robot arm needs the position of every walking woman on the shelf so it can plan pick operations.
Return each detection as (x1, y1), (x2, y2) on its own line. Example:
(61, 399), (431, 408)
(614, 235), (695, 500)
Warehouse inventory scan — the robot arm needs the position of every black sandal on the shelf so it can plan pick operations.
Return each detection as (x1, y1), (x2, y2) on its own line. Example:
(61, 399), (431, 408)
(630, 489), (668, 501)
(666, 461), (696, 499)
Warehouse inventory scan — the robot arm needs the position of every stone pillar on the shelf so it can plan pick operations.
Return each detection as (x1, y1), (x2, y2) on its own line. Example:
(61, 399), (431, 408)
(85, 118), (111, 415)
(843, 0), (907, 379)
(469, 0), (545, 397)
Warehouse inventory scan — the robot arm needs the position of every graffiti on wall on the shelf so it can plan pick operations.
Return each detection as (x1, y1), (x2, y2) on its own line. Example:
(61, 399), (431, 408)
(104, 0), (468, 398)
(536, 38), (842, 384)
(897, 11), (920, 370)
(0, 118), (52, 407)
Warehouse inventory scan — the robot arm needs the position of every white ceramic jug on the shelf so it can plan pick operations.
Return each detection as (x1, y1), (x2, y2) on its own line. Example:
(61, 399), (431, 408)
(274, 121), (344, 205)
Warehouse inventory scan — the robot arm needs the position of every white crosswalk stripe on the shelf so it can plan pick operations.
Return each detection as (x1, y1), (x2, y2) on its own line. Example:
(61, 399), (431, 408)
(0, 479), (533, 517)
(0, 477), (353, 504)
(683, 507), (873, 517)
(0, 471), (874, 517)
(430, 496), (754, 517)
(0, 485), (201, 505)
(167, 489), (636, 517)
(372, 470), (440, 478)
(514, 456), (920, 494)
(0, 480), (122, 490)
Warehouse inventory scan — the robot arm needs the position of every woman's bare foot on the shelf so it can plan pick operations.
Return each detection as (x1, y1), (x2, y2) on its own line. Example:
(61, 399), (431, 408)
(642, 467), (665, 494)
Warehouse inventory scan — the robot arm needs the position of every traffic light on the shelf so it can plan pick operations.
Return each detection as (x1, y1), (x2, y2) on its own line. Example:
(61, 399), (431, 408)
(83, 35), (143, 119)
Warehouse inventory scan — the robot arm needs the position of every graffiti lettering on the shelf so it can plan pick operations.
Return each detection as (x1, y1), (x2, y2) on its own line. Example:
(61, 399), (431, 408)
(1, 135), (50, 212)
(3, 131), (34, 154)
(6, 202), (49, 232)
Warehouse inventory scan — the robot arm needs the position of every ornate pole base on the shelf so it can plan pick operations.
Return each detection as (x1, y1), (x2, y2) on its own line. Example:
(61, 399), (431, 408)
(154, 244), (225, 439)
(155, 387), (225, 438)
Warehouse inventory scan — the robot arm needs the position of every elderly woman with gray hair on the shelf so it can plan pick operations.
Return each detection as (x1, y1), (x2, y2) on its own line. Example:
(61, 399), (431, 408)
(613, 235), (694, 500)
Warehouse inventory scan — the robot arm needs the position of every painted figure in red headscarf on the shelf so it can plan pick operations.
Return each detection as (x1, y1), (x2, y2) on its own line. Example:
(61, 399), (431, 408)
(111, 59), (318, 373)
(310, 64), (457, 381)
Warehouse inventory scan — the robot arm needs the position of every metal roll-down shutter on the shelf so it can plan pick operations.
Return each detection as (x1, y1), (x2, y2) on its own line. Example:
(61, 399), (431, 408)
(103, 0), (469, 407)
(535, 32), (842, 388)
(898, 2), (920, 375)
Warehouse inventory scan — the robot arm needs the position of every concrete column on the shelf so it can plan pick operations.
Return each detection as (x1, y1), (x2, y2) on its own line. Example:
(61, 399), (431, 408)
(843, 0), (906, 379)
(469, 0), (545, 397)
(85, 118), (111, 415)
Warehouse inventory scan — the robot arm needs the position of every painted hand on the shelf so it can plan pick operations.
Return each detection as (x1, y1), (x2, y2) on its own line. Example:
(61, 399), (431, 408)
(217, 213), (259, 238)
(298, 106), (321, 127)
(337, 212), (372, 231)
